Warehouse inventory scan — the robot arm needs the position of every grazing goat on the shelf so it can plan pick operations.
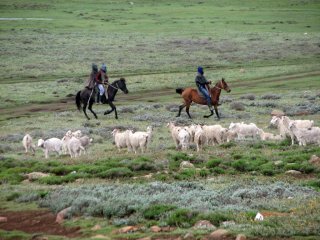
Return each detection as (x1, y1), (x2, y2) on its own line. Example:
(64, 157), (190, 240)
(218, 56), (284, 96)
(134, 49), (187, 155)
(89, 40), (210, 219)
(37, 138), (63, 159)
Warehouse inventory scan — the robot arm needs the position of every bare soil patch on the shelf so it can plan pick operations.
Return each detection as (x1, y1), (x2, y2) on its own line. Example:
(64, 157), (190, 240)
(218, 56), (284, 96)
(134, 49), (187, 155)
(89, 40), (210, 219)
(0, 210), (81, 238)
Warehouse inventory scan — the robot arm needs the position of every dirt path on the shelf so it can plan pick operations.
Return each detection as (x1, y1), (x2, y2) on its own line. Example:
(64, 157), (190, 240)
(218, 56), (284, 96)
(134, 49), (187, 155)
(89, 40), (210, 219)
(1, 71), (319, 120)
(0, 210), (81, 238)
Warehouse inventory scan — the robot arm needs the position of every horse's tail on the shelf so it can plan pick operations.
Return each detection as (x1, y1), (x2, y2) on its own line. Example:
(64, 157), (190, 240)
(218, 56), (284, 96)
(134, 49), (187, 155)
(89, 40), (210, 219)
(176, 88), (184, 95)
(76, 91), (82, 111)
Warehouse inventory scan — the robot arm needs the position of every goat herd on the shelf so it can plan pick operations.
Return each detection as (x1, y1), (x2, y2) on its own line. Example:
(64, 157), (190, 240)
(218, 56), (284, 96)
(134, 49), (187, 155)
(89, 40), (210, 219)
(166, 115), (317, 152)
(21, 115), (318, 158)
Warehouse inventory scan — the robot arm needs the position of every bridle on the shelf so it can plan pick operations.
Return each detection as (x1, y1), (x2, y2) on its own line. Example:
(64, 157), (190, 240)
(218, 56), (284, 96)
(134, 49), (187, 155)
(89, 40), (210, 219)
(212, 80), (223, 90)
(105, 81), (120, 90)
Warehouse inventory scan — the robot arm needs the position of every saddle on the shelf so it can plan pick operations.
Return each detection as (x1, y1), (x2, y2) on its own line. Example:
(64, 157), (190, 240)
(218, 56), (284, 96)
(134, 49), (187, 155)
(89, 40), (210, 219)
(197, 88), (206, 99)
(196, 86), (211, 100)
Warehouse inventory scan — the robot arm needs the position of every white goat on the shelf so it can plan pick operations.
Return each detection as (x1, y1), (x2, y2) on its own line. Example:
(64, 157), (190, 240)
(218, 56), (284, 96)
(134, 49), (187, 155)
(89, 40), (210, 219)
(64, 130), (91, 154)
(259, 130), (282, 141)
(37, 138), (63, 159)
(167, 122), (183, 149)
(202, 124), (228, 145)
(289, 122), (320, 146)
(194, 125), (206, 152)
(78, 135), (93, 154)
(184, 124), (197, 143)
(62, 135), (85, 158)
(128, 130), (149, 154)
(112, 129), (131, 152)
(229, 122), (261, 140)
(22, 134), (35, 154)
(177, 128), (191, 150)
(270, 116), (314, 145)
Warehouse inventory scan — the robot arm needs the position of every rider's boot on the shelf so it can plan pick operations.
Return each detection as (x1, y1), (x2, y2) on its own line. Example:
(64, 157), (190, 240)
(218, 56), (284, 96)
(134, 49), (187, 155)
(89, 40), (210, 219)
(96, 94), (101, 104)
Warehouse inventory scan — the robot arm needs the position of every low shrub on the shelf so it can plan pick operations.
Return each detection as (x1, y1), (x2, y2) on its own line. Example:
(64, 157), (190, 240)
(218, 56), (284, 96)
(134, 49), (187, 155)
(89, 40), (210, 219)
(6, 192), (21, 201)
(98, 167), (133, 179)
(232, 154), (243, 160)
(206, 158), (222, 168)
(240, 94), (255, 100)
(220, 142), (236, 148)
(303, 180), (320, 191)
(230, 102), (245, 111)
(261, 94), (281, 100)
(127, 157), (156, 171)
(199, 169), (210, 178)
(260, 163), (276, 176)
(166, 208), (198, 228)
(143, 204), (177, 220)
(174, 168), (197, 180)
(50, 166), (75, 176)
(38, 173), (88, 185)
(168, 152), (194, 161)
(197, 212), (234, 226)
(231, 160), (249, 172)
(211, 167), (225, 175)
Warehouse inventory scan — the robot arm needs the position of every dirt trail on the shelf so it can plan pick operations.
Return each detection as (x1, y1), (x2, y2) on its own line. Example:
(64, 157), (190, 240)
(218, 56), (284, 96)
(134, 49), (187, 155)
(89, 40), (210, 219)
(0, 71), (319, 120)
(0, 210), (81, 238)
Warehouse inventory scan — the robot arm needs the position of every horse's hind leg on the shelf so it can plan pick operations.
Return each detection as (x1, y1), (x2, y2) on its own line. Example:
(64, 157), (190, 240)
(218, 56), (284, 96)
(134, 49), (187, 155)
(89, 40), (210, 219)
(214, 105), (220, 120)
(83, 103), (90, 120)
(176, 103), (186, 117)
(88, 101), (98, 119)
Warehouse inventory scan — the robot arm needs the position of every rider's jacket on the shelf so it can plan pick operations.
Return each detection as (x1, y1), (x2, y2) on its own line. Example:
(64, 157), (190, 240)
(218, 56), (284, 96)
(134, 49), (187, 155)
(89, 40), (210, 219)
(195, 73), (209, 88)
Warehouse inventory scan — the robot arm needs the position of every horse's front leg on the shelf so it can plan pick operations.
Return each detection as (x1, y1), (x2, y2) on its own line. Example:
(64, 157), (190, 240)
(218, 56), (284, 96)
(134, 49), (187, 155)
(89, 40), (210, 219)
(104, 101), (117, 119)
(214, 105), (220, 120)
(186, 105), (192, 119)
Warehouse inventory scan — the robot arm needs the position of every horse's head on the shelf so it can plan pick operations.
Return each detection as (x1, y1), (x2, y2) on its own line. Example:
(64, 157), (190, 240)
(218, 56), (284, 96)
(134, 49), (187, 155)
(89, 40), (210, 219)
(220, 78), (231, 92)
(117, 78), (129, 94)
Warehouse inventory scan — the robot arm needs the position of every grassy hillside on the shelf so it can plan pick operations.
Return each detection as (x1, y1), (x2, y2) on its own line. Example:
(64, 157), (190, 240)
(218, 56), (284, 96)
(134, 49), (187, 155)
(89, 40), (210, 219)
(0, 0), (319, 82)
(0, 1), (320, 239)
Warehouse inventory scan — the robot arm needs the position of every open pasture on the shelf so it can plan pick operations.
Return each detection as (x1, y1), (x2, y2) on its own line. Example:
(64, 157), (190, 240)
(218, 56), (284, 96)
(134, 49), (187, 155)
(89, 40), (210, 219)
(0, 0), (320, 239)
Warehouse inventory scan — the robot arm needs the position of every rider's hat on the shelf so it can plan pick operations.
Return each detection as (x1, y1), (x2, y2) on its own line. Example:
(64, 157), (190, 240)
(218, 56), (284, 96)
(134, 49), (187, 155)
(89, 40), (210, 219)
(197, 66), (204, 75)
(101, 64), (107, 72)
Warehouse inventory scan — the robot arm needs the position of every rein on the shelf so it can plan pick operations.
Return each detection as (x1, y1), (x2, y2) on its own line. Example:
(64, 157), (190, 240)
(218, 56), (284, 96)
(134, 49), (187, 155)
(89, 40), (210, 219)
(106, 81), (120, 90)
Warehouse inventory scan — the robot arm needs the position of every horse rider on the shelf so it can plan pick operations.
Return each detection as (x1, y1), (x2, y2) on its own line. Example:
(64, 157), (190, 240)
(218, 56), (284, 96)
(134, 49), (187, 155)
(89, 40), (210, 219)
(95, 63), (109, 104)
(85, 63), (98, 90)
(195, 66), (213, 112)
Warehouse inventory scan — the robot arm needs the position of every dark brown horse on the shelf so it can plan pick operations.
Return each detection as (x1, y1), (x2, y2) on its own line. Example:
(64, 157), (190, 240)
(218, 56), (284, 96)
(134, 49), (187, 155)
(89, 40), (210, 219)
(76, 78), (129, 120)
(176, 78), (231, 119)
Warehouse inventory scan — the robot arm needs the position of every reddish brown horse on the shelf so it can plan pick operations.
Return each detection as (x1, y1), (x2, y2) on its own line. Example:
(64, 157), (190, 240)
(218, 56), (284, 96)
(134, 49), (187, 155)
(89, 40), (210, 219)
(176, 78), (231, 119)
